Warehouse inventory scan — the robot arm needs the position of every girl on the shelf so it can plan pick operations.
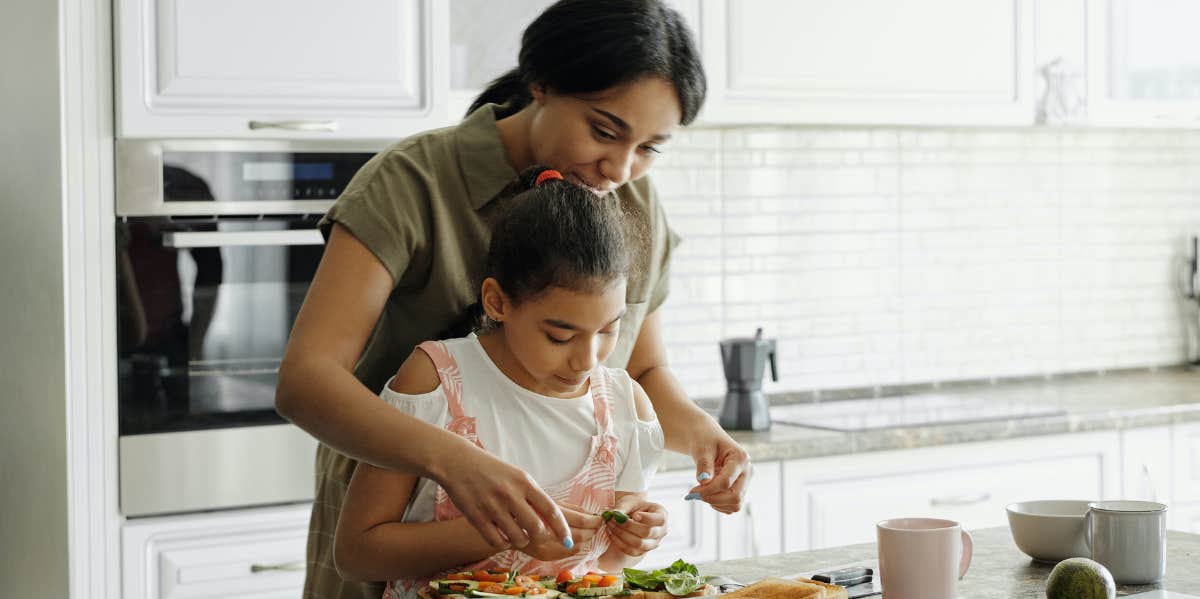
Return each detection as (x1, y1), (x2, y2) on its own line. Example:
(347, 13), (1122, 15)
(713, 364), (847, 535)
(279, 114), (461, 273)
(333, 167), (666, 595)
(277, 2), (751, 597)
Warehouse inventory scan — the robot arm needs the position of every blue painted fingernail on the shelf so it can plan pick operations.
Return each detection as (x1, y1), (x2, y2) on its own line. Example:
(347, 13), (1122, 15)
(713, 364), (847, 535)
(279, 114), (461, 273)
(697, 472), (712, 482)
(684, 492), (701, 501)
(563, 537), (574, 549)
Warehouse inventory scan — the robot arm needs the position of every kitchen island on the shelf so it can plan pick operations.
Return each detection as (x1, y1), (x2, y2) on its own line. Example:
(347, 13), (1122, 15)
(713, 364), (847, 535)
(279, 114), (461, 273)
(702, 527), (1200, 598)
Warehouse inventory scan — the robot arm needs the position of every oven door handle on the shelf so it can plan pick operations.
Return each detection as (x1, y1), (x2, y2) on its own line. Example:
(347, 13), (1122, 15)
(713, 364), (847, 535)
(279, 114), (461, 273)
(162, 229), (324, 248)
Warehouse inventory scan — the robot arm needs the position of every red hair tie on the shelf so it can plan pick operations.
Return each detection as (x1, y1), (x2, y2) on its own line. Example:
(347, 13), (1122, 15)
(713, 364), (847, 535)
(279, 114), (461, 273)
(534, 169), (564, 187)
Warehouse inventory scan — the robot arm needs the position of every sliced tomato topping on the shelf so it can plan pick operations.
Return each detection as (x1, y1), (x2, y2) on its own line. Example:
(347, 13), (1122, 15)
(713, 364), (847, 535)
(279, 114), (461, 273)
(556, 571), (573, 584)
(582, 575), (602, 584)
(599, 576), (619, 587)
(447, 573), (472, 581)
(564, 584), (580, 594)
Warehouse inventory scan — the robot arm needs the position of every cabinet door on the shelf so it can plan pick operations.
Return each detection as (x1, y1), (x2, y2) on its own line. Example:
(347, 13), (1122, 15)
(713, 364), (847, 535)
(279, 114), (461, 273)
(699, 0), (1034, 126)
(1174, 422), (1200, 503)
(639, 469), (719, 568)
(1086, 0), (1200, 127)
(117, 0), (448, 138)
(445, 0), (702, 124)
(122, 504), (310, 599)
(1121, 425), (1173, 503)
(782, 432), (1119, 551)
(1172, 502), (1200, 533)
(716, 460), (782, 561)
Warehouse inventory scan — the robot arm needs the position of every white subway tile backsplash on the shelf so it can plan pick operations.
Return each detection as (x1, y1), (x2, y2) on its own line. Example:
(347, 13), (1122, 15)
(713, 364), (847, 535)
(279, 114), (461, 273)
(651, 126), (1200, 398)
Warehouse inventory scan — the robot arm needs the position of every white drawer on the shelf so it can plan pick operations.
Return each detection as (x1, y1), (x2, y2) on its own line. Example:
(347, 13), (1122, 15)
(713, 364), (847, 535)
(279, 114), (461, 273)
(124, 504), (310, 599)
(782, 431), (1120, 551)
(803, 451), (1104, 549)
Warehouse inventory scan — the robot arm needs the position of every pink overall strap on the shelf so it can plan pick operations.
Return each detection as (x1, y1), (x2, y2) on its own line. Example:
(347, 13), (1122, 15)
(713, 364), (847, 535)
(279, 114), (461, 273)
(588, 366), (615, 435)
(415, 340), (467, 420)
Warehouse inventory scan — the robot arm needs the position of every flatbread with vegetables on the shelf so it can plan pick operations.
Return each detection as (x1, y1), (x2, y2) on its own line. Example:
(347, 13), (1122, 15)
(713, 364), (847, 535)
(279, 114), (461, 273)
(623, 560), (717, 599)
(424, 570), (627, 599)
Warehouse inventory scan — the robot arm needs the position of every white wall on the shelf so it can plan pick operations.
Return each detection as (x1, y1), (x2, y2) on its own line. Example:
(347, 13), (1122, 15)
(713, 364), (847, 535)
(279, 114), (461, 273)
(655, 127), (1200, 399)
(0, 0), (71, 597)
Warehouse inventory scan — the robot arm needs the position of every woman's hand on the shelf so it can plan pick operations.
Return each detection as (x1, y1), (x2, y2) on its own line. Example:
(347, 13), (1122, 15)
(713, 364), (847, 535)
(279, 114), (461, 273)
(604, 495), (668, 557)
(436, 446), (574, 551)
(520, 503), (602, 561)
(686, 425), (752, 515)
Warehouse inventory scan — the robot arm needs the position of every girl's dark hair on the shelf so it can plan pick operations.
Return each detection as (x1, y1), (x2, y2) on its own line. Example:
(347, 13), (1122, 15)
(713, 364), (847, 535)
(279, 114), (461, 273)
(467, 0), (706, 125)
(447, 167), (634, 337)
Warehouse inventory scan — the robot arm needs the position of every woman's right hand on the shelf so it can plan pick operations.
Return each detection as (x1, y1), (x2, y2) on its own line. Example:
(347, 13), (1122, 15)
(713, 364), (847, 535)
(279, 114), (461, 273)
(437, 445), (574, 551)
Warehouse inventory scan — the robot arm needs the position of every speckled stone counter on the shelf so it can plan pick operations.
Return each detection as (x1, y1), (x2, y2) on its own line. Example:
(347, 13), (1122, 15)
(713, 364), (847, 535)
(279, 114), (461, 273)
(702, 527), (1200, 598)
(661, 368), (1200, 470)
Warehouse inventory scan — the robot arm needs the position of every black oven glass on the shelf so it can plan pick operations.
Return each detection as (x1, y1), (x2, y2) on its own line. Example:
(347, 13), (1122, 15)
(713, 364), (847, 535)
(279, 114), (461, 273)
(116, 215), (324, 435)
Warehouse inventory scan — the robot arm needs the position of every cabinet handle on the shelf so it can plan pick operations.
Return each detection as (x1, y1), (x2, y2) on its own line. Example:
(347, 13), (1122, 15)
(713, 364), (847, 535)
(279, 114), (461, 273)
(929, 492), (991, 507)
(1141, 463), (1160, 503)
(250, 560), (305, 573)
(248, 120), (339, 132)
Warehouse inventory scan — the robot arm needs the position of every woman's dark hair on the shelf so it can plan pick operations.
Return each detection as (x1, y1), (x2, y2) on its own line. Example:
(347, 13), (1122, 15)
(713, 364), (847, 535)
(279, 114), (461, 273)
(467, 0), (706, 125)
(447, 166), (635, 337)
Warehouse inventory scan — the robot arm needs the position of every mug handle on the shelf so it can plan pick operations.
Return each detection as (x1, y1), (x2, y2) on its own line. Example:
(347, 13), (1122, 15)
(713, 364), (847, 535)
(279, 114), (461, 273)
(1084, 509), (1093, 553)
(959, 529), (974, 580)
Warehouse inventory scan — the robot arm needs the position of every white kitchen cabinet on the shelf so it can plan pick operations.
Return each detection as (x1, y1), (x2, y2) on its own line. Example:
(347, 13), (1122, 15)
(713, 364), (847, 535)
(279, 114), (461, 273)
(640, 469), (720, 568)
(445, 0), (701, 124)
(1121, 425), (1174, 502)
(716, 460), (783, 561)
(1086, 0), (1200, 127)
(122, 504), (311, 599)
(1173, 503), (1200, 534)
(1173, 422), (1200, 503)
(698, 0), (1035, 126)
(781, 431), (1120, 551)
(116, 0), (448, 139)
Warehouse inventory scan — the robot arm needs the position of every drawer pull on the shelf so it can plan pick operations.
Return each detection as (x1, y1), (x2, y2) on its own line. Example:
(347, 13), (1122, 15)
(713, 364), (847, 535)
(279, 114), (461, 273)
(929, 492), (991, 507)
(248, 120), (339, 132)
(250, 560), (305, 573)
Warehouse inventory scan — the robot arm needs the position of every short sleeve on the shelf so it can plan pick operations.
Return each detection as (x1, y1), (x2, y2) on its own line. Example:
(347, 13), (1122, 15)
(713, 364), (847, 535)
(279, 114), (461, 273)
(642, 181), (681, 313)
(318, 147), (432, 286)
(377, 375), (448, 427)
(615, 416), (665, 493)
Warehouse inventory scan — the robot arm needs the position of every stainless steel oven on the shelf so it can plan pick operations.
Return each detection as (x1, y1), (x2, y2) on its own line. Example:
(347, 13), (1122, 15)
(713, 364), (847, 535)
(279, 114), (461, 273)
(116, 139), (382, 516)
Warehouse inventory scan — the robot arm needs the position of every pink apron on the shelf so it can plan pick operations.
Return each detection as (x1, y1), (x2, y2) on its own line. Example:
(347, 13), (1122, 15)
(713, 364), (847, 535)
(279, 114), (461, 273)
(385, 340), (620, 598)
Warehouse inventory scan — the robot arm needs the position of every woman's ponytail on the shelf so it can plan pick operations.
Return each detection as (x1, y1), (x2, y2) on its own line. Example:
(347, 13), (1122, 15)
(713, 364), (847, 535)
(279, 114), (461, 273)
(467, 68), (531, 118)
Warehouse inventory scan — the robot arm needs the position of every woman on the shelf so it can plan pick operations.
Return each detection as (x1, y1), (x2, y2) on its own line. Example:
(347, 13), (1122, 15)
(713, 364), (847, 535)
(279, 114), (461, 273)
(275, 2), (751, 598)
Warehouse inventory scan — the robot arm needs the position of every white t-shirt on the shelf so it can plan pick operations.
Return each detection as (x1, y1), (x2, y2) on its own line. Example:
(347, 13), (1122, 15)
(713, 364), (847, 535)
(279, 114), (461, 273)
(380, 334), (665, 524)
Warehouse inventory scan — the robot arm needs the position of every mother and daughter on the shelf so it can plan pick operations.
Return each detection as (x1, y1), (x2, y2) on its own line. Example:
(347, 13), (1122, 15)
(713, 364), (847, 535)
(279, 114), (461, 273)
(275, 1), (753, 598)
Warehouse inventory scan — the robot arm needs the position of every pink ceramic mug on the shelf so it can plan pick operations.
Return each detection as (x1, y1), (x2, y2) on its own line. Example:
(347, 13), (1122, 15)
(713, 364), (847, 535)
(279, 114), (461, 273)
(877, 518), (973, 599)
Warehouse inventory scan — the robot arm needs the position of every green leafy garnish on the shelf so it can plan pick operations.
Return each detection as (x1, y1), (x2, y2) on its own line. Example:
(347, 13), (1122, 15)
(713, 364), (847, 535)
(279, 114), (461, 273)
(601, 509), (630, 524)
(623, 560), (704, 596)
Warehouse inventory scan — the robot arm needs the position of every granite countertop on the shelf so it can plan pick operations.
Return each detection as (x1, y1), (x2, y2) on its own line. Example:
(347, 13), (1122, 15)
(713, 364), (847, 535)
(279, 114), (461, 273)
(662, 368), (1200, 470)
(702, 527), (1200, 598)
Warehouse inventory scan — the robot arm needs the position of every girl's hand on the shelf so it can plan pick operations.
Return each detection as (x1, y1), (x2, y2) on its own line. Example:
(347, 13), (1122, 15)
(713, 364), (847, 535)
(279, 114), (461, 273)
(686, 426), (752, 514)
(519, 503), (602, 561)
(604, 496), (668, 557)
(436, 447), (573, 550)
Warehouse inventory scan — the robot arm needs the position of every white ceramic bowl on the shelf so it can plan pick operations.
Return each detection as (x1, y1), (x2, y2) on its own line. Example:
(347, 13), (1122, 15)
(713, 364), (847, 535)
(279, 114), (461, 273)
(1006, 499), (1092, 563)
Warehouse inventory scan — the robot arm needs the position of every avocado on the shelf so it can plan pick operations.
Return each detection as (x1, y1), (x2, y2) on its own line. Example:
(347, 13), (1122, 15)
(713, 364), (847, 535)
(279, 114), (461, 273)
(1045, 558), (1116, 599)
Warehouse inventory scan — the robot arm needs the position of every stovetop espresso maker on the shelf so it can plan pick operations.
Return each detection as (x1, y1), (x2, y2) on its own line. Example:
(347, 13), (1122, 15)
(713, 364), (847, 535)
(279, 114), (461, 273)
(718, 327), (778, 431)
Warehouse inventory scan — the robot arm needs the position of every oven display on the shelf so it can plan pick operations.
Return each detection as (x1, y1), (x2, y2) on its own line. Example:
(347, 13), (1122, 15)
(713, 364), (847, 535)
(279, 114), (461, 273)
(163, 151), (372, 201)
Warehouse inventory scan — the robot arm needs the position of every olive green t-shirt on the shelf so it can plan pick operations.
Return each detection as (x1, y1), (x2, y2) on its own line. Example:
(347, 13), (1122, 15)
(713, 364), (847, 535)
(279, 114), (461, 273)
(303, 103), (680, 599)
